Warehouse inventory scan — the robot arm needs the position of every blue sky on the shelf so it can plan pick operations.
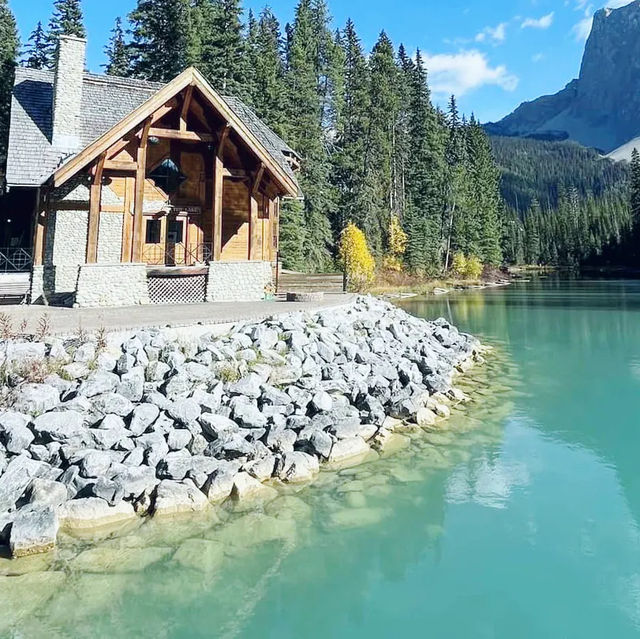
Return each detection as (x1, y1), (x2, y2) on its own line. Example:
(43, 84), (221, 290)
(8, 0), (635, 122)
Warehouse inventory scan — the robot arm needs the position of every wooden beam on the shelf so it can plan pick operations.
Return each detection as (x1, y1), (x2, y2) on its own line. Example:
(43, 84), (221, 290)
(248, 164), (264, 261)
(148, 127), (214, 142)
(212, 124), (230, 261)
(86, 153), (107, 263)
(104, 160), (138, 172)
(32, 188), (47, 267)
(131, 118), (152, 263)
(222, 168), (248, 178)
(53, 68), (194, 187)
(180, 85), (194, 132)
(190, 97), (212, 132)
(121, 177), (134, 262)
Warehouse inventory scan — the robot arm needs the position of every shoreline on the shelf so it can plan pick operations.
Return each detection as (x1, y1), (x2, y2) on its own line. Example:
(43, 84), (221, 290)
(0, 295), (485, 559)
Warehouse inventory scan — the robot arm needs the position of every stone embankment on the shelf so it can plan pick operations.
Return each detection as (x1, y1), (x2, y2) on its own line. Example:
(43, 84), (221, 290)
(0, 296), (482, 557)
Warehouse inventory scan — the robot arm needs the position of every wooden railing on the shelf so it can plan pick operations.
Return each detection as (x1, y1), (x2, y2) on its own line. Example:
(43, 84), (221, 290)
(141, 243), (213, 266)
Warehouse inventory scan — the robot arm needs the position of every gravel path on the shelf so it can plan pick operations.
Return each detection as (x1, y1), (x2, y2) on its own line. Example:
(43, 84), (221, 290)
(0, 294), (355, 336)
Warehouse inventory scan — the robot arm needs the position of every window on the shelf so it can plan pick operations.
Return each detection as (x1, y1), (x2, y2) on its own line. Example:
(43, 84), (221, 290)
(145, 219), (161, 244)
(167, 220), (184, 244)
(148, 159), (187, 195)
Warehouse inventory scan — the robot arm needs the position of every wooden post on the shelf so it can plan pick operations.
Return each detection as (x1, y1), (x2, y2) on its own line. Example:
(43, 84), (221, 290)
(179, 85), (194, 132)
(249, 163), (264, 261)
(131, 118), (152, 263)
(86, 153), (106, 263)
(212, 124), (230, 262)
(32, 188), (47, 266)
(121, 176), (134, 262)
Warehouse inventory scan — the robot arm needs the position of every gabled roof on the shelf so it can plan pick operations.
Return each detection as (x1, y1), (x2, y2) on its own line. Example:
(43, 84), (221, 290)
(7, 66), (299, 196)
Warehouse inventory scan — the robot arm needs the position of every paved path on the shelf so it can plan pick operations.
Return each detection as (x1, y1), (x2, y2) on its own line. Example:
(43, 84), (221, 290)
(0, 294), (355, 336)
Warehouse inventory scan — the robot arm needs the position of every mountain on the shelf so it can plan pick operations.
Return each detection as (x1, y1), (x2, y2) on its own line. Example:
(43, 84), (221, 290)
(486, 1), (640, 160)
(490, 136), (629, 212)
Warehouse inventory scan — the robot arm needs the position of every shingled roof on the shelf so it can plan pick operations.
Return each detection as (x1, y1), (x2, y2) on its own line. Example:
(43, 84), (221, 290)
(6, 67), (300, 191)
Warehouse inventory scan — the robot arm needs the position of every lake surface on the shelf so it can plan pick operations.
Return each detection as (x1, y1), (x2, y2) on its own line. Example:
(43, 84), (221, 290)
(4, 277), (640, 638)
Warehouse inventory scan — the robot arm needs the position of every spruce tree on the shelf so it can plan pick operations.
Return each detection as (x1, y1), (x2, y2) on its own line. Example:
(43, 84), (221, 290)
(630, 148), (640, 223)
(402, 48), (446, 273)
(198, 0), (246, 97)
(104, 18), (131, 77)
(129, 0), (191, 82)
(363, 31), (399, 254)
(332, 19), (370, 235)
(281, 0), (334, 270)
(22, 22), (49, 70)
(0, 0), (17, 175)
(46, 0), (86, 62)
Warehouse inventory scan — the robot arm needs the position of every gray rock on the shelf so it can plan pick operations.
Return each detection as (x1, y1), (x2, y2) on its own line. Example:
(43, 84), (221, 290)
(233, 402), (267, 429)
(92, 393), (135, 418)
(79, 450), (114, 478)
(10, 505), (59, 557)
(129, 403), (160, 436)
(78, 371), (119, 398)
(206, 433), (254, 460)
(0, 455), (49, 512)
(96, 352), (117, 372)
(191, 386), (223, 413)
(261, 385), (291, 406)
(153, 480), (208, 516)
(200, 414), (239, 439)
(167, 428), (192, 451)
(167, 399), (201, 427)
(112, 466), (159, 501)
(228, 373), (263, 399)
(136, 432), (170, 468)
(32, 411), (86, 443)
(202, 469), (236, 503)
(188, 433), (208, 456)
(90, 477), (124, 505)
(163, 373), (193, 400)
(117, 368), (145, 402)
(279, 451), (319, 483)
(27, 478), (68, 507)
(244, 455), (277, 481)
(265, 428), (297, 453)
(13, 384), (59, 414)
(146, 360), (171, 382)
(183, 362), (212, 382)
(5, 342), (46, 363)
(311, 390), (333, 413)
(158, 450), (193, 480)
(4, 422), (34, 454)
(74, 343), (96, 364)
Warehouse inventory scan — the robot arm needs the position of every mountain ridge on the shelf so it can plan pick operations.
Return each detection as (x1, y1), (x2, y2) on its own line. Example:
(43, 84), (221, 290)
(486, 1), (640, 159)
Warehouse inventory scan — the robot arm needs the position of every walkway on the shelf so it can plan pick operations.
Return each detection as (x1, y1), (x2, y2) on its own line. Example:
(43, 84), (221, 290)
(0, 294), (355, 336)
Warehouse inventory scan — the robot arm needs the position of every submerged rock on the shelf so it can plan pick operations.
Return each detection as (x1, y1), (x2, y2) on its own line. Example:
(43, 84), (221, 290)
(10, 505), (59, 558)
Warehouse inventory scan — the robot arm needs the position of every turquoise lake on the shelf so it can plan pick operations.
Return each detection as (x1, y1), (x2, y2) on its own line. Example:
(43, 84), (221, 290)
(4, 277), (640, 638)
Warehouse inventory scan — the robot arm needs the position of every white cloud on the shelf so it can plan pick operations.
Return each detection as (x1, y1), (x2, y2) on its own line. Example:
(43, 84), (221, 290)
(475, 22), (508, 44)
(532, 53), (545, 62)
(423, 50), (519, 97)
(521, 12), (555, 29)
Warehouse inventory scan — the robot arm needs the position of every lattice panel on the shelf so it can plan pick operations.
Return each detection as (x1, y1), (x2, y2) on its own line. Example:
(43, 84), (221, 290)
(148, 275), (207, 305)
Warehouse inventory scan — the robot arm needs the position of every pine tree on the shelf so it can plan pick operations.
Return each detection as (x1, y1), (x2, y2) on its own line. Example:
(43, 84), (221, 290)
(129, 0), (191, 82)
(281, 0), (334, 270)
(198, 0), (246, 97)
(46, 0), (86, 63)
(630, 148), (640, 223)
(22, 22), (49, 70)
(362, 31), (399, 254)
(332, 19), (370, 235)
(104, 17), (131, 77)
(249, 7), (286, 135)
(0, 0), (17, 173)
(402, 48), (446, 273)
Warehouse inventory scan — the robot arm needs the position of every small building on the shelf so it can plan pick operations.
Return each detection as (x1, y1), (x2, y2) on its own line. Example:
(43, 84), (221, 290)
(4, 36), (300, 307)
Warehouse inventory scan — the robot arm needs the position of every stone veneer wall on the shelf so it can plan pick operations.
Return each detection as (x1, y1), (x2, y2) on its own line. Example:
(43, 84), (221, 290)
(74, 264), (150, 308)
(97, 213), (123, 263)
(206, 261), (272, 303)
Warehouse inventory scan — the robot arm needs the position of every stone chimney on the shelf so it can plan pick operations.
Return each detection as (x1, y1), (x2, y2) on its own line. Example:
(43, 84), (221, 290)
(52, 35), (86, 153)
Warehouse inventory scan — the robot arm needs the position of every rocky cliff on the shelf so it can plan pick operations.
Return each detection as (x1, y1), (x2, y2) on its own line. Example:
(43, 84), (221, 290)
(486, 1), (640, 158)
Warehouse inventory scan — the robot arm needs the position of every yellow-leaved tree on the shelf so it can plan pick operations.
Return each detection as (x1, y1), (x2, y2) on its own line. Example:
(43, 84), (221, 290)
(339, 223), (376, 291)
(383, 215), (408, 271)
(451, 252), (467, 278)
(465, 256), (483, 280)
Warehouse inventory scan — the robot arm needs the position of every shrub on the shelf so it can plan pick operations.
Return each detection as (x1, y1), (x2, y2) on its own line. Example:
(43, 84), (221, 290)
(465, 256), (483, 280)
(451, 252), (467, 278)
(339, 223), (376, 291)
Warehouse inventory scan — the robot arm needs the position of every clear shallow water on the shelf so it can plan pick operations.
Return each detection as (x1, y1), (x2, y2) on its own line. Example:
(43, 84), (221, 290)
(4, 278), (640, 638)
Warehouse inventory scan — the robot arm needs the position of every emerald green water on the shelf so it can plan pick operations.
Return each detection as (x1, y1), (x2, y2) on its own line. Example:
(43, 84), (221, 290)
(4, 278), (640, 638)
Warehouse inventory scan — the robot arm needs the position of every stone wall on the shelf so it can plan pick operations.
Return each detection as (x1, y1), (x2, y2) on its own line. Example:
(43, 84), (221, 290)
(74, 264), (150, 308)
(206, 261), (272, 303)
(97, 213), (123, 264)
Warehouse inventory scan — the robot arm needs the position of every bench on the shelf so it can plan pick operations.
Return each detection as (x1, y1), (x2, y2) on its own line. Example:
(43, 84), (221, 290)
(0, 273), (31, 305)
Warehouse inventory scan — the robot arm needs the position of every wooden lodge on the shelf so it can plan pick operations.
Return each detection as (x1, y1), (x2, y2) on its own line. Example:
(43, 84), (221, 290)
(3, 36), (300, 307)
